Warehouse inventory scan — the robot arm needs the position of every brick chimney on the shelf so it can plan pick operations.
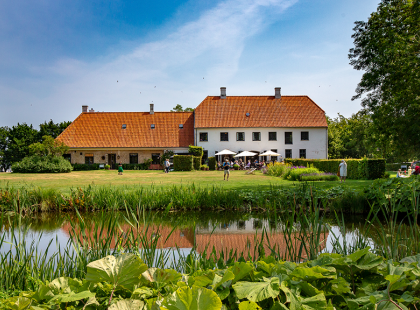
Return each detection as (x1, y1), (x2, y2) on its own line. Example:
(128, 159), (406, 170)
(220, 87), (226, 99)
(82, 105), (88, 113)
(150, 103), (154, 115)
(275, 87), (281, 99)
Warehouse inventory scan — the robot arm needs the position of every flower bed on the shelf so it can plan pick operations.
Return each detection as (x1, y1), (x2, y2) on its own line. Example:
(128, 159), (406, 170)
(299, 172), (339, 181)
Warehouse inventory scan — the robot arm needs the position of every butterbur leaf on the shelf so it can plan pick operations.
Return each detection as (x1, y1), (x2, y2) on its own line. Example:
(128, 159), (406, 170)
(31, 284), (54, 302)
(108, 299), (145, 310)
(233, 277), (280, 303)
(161, 286), (222, 310)
(354, 252), (383, 271)
(3, 297), (32, 310)
(212, 270), (234, 290)
(86, 254), (148, 290)
(131, 287), (155, 300)
(216, 287), (230, 301)
(238, 300), (262, 310)
(300, 293), (328, 310)
(348, 247), (370, 263)
(49, 277), (82, 294)
(290, 266), (336, 282)
(142, 268), (182, 288)
(270, 301), (289, 310)
(400, 254), (420, 265)
(298, 282), (321, 297)
(230, 262), (254, 284)
(49, 290), (96, 303)
(329, 277), (351, 295)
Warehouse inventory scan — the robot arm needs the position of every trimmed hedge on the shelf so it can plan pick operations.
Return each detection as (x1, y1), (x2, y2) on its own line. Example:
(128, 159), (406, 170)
(173, 155), (193, 171)
(121, 163), (150, 170)
(208, 157), (217, 170)
(385, 162), (411, 171)
(188, 145), (203, 157)
(12, 155), (73, 173)
(193, 156), (201, 170)
(284, 158), (385, 180)
(72, 163), (100, 171)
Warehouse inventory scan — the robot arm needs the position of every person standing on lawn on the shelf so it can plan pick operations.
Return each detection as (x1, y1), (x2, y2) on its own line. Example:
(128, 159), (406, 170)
(223, 158), (230, 181)
(164, 158), (170, 173)
(339, 160), (347, 183)
(118, 163), (123, 175)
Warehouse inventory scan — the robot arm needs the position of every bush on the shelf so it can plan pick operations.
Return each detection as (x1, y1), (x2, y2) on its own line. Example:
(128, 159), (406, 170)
(104, 164), (110, 170)
(12, 155), (73, 173)
(122, 163), (150, 170)
(188, 145), (203, 157)
(193, 156), (201, 170)
(266, 162), (290, 177)
(284, 158), (386, 180)
(233, 164), (240, 170)
(208, 157), (217, 170)
(300, 173), (339, 181)
(72, 163), (100, 171)
(173, 155), (193, 171)
(283, 167), (320, 181)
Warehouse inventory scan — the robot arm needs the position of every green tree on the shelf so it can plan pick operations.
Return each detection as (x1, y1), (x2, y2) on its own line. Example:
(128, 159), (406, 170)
(5, 123), (39, 167)
(171, 104), (194, 112)
(0, 127), (9, 171)
(29, 136), (69, 157)
(349, 0), (420, 159)
(39, 120), (71, 139)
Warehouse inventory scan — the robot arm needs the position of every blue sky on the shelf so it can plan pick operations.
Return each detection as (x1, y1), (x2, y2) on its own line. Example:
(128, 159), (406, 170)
(0, 0), (380, 128)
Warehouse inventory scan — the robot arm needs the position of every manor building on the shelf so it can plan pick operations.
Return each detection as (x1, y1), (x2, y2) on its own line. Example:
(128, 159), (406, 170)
(56, 87), (328, 167)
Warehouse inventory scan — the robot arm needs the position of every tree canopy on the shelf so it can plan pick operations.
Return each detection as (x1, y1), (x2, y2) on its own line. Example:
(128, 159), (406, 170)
(349, 0), (420, 159)
(171, 104), (194, 112)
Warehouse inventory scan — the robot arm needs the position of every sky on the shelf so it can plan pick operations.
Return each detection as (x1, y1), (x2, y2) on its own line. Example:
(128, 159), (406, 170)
(0, 0), (381, 128)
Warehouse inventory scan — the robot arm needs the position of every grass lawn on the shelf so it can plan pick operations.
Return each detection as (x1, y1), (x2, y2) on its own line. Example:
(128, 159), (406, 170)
(0, 169), (375, 194)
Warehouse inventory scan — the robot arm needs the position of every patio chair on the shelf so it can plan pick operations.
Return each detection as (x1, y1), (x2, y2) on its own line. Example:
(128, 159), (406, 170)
(246, 168), (256, 175)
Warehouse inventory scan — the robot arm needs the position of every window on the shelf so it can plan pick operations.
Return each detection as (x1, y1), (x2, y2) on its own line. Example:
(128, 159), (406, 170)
(129, 153), (138, 164)
(301, 131), (309, 141)
(285, 149), (292, 158)
(299, 149), (306, 159)
(285, 132), (293, 144)
(252, 132), (261, 141)
(269, 132), (277, 141)
(85, 154), (94, 164)
(202, 150), (208, 164)
(151, 124), (155, 129)
(199, 132), (208, 142)
(63, 154), (71, 162)
(151, 153), (160, 165)
(179, 124), (183, 129)
(122, 124), (126, 129)
(236, 132), (245, 141)
(220, 132), (229, 141)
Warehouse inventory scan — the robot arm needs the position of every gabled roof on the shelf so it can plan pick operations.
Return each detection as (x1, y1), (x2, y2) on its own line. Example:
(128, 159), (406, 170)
(56, 112), (194, 148)
(194, 96), (327, 128)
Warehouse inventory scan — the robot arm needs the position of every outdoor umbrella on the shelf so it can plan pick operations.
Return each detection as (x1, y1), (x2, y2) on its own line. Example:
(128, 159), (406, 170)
(234, 151), (257, 166)
(215, 149), (237, 163)
(259, 150), (281, 162)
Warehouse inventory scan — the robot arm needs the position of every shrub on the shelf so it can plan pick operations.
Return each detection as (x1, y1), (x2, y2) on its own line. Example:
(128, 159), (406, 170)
(173, 155), (193, 171)
(266, 162), (290, 177)
(367, 159), (386, 179)
(104, 164), (110, 170)
(208, 157), (217, 170)
(193, 156), (201, 170)
(188, 145), (203, 157)
(233, 164), (240, 170)
(300, 173), (339, 181)
(72, 163), (100, 171)
(284, 167), (320, 181)
(121, 163), (150, 170)
(12, 155), (73, 173)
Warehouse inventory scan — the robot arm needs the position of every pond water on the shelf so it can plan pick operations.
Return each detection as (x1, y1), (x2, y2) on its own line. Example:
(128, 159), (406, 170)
(1, 210), (371, 260)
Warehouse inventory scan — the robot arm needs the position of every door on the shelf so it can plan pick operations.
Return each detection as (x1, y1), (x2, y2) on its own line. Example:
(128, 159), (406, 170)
(108, 154), (116, 169)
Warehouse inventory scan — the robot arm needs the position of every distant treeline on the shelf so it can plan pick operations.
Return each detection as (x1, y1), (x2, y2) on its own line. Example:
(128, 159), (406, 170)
(0, 120), (70, 170)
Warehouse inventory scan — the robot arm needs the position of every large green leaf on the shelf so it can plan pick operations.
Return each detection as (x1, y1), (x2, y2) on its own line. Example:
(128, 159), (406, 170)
(161, 286), (222, 310)
(48, 290), (96, 303)
(86, 254), (148, 290)
(238, 300), (262, 310)
(300, 293), (328, 310)
(290, 266), (336, 282)
(400, 254), (420, 265)
(142, 268), (182, 288)
(233, 277), (280, 303)
(108, 299), (145, 310)
(2, 297), (32, 310)
(211, 270), (234, 290)
(48, 277), (82, 294)
(230, 262), (254, 284)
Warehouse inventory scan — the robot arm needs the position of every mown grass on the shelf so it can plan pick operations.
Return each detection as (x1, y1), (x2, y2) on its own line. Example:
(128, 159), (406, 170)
(0, 170), (372, 194)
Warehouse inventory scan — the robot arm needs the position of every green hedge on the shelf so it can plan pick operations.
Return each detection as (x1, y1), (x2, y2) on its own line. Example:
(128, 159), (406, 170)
(208, 157), (217, 170)
(188, 145), (203, 157)
(193, 156), (201, 170)
(284, 158), (385, 180)
(12, 155), (73, 173)
(121, 163), (150, 170)
(173, 155), (193, 171)
(72, 163), (100, 171)
(385, 162), (411, 171)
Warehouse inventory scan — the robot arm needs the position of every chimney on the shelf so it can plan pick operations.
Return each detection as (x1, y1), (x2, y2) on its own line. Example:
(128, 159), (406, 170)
(82, 105), (88, 113)
(89, 108), (95, 113)
(220, 87), (226, 99)
(275, 87), (281, 99)
(150, 103), (154, 115)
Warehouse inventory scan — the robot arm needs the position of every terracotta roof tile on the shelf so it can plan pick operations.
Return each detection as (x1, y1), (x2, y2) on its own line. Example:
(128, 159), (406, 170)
(56, 112), (194, 148)
(194, 96), (327, 128)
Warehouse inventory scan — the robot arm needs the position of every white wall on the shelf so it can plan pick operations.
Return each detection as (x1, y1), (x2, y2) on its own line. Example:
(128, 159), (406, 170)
(195, 127), (328, 159)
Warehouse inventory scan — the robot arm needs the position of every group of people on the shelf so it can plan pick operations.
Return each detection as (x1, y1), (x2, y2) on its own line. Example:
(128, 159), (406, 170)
(397, 160), (420, 178)
(217, 158), (268, 171)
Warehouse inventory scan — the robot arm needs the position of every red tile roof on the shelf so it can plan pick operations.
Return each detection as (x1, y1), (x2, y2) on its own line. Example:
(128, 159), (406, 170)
(56, 112), (194, 148)
(194, 96), (327, 128)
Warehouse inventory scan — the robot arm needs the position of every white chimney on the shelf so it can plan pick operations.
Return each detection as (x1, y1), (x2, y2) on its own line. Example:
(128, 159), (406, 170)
(220, 87), (226, 99)
(275, 87), (281, 99)
(82, 105), (88, 113)
(89, 108), (95, 113)
(150, 103), (154, 115)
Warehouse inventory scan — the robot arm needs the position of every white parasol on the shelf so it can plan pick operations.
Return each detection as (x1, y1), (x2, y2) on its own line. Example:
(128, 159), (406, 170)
(234, 151), (257, 157)
(259, 150), (281, 162)
(215, 149), (237, 155)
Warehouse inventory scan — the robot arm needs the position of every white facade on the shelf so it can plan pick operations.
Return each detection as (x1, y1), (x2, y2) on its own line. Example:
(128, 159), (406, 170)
(195, 127), (328, 159)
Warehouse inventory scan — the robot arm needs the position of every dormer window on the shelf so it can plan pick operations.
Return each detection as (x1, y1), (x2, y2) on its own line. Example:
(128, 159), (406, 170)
(179, 124), (183, 129)
(246, 113), (250, 117)
(122, 124), (127, 129)
(151, 124), (155, 129)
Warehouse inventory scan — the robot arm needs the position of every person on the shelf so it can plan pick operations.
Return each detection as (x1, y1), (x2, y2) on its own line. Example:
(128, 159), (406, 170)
(397, 169), (407, 178)
(164, 158), (170, 173)
(413, 166), (420, 176)
(339, 160), (347, 183)
(118, 163), (123, 175)
(246, 160), (251, 169)
(408, 166), (412, 176)
(223, 158), (230, 181)
(217, 161), (222, 170)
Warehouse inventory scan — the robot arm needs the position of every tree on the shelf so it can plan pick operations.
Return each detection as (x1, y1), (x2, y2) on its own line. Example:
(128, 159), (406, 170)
(39, 120), (71, 139)
(349, 0), (420, 159)
(171, 104), (194, 112)
(0, 127), (9, 171)
(5, 123), (39, 166)
(29, 136), (69, 157)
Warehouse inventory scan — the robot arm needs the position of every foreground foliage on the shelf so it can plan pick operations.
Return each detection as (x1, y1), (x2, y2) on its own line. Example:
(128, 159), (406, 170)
(1, 249), (420, 309)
